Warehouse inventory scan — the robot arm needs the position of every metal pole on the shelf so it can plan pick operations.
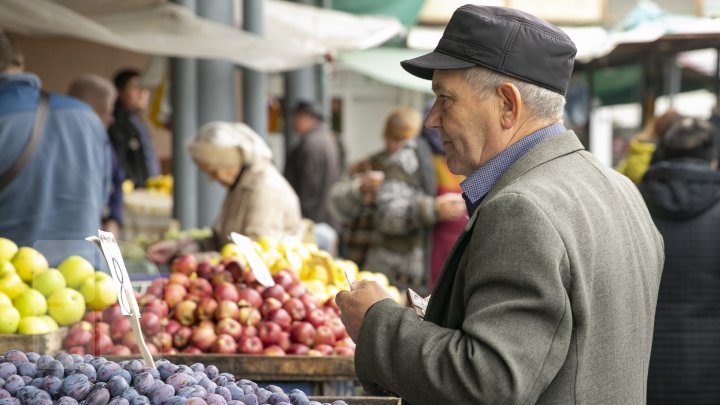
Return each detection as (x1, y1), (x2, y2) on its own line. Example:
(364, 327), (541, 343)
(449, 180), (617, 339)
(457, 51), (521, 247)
(715, 48), (720, 105)
(641, 57), (657, 128)
(242, 0), (268, 140)
(196, 0), (237, 228)
(170, 0), (198, 230)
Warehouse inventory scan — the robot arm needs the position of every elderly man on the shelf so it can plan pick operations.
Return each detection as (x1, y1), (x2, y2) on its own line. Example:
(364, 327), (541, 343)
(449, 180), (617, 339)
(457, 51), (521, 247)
(336, 5), (664, 405)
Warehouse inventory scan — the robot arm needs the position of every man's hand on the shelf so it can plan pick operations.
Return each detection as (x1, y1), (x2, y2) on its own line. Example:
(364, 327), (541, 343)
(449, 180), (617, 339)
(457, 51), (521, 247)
(435, 192), (466, 221)
(335, 280), (392, 342)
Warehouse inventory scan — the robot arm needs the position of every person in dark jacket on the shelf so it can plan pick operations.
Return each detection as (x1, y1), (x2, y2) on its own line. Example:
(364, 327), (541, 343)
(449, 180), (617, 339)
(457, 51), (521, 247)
(640, 117), (720, 404)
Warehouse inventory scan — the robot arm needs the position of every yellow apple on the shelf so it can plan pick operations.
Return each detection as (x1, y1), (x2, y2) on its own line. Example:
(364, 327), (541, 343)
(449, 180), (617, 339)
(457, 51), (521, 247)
(0, 291), (12, 307)
(0, 305), (21, 333)
(58, 255), (94, 290)
(13, 288), (47, 317)
(40, 315), (59, 332)
(32, 268), (66, 298)
(47, 288), (86, 326)
(17, 316), (49, 335)
(80, 272), (118, 311)
(0, 237), (18, 261)
(0, 260), (26, 300)
(12, 247), (48, 282)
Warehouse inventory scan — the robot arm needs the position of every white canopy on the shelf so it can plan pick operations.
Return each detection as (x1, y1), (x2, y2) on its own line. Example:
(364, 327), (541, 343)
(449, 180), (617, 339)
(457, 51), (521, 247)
(0, 0), (404, 72)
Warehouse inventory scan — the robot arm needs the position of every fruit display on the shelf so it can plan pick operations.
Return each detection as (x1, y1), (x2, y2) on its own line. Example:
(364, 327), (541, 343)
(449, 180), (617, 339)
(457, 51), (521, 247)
(0, 239), (117, 335)
(0, 349), (348, 405)
(65, 256), (356, 357)
(145, 175), (174, 196)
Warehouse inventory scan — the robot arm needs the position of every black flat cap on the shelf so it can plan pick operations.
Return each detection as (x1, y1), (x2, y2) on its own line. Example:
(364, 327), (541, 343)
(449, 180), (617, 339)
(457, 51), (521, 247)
(293, 100), (324, 121)
(401, 5), (577, 95)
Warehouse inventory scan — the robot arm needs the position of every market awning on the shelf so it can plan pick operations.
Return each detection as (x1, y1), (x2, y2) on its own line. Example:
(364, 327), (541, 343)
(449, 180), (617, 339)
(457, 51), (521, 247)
(337, 47), (434, 95)
(0, 0), (405, 72)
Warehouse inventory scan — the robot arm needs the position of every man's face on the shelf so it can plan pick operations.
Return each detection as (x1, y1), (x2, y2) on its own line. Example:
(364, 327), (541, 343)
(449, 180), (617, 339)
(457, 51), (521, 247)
(292, 113), (317, 135)
(119, 77), (149, 112)
(425, 69), (505, 177)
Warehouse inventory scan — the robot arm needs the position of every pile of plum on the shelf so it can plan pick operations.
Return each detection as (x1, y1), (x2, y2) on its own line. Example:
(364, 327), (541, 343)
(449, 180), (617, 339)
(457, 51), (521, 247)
(0, 351), (347, 405)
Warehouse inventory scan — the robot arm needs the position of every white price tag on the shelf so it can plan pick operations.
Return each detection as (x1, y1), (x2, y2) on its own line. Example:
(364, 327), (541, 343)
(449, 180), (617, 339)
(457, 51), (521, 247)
(85, 231), (139, 317)
(344, 267), (355, 289)
(229, 232), (275, 287)
(407, 288), (430, 318)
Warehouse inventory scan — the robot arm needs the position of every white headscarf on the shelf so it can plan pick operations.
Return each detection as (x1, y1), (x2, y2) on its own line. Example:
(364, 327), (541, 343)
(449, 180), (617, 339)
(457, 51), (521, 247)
(188, 121), (273, 168)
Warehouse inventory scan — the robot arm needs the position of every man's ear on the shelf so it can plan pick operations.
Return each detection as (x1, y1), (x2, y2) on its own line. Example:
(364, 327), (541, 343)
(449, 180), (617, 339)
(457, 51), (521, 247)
(497, 83), (521, 129)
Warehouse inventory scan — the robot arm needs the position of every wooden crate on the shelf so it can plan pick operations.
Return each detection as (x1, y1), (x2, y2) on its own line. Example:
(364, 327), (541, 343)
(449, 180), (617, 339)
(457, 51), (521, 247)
(309, 397), (401, 405)
(105, 354), (356, 381)
(0, 327), (67, 355)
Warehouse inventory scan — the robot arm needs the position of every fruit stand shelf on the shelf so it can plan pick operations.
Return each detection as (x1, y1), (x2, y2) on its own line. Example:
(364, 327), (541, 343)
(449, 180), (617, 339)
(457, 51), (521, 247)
(106, 354), (356, 381)
(0, 327), (67, 355)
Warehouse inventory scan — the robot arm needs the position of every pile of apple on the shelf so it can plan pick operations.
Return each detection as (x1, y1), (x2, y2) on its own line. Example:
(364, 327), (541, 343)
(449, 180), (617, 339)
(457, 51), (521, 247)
(65, 255), (355, 357)
(0, 237), (118, 335)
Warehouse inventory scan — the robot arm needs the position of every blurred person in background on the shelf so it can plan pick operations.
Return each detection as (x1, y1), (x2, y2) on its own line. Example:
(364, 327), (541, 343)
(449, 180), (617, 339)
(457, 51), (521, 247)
(360, 106), (465, 295)
(284, 100), (342, 252)
(67, 74), (125, 237)
(0, 31), (110, 259)
(616, 109), (682, 184)
(639, 117), (720, 404)
(109, 68), (160, 188)
(147, 121), (302, 264)
(419, 100), (468, 289)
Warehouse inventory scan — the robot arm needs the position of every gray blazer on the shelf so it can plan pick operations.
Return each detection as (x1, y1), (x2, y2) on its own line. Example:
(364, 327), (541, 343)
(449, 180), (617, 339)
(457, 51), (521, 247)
(354, 131), (664, 404)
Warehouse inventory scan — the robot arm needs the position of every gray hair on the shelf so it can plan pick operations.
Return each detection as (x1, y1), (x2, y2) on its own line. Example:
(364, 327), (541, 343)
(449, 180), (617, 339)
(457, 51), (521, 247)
(67, 74), (116, 110)
(463, 67), (566, 120)
(188, 121), (273, 168)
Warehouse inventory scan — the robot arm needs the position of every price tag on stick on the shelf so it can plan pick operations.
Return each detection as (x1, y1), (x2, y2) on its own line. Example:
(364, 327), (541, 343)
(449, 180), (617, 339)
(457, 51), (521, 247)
(86, 231), (156, 369)
(229, 232), (275, 287)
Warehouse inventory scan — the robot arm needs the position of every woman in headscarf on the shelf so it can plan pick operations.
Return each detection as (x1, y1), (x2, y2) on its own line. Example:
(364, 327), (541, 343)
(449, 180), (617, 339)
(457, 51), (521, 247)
(147, 121), (302, 263)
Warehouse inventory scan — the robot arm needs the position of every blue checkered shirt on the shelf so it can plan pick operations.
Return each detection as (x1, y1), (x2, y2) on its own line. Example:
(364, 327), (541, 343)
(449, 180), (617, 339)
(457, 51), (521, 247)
(461, 123), (567, 216)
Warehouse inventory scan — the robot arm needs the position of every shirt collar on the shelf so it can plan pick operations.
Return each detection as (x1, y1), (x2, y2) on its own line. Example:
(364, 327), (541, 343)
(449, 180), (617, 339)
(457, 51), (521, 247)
(461, 123), (567, 209)
(0, 73), (41, 89)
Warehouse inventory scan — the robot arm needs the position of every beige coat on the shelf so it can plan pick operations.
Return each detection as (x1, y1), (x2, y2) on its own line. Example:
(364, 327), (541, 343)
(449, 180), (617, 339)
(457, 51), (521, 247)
(213, 159), (302, 243)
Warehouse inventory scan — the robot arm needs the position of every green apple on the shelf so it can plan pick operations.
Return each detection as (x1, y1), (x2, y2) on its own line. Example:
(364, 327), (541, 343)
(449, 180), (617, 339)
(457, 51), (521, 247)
(0, 260), (26, 300)
(32, 268), (66, 298)
(0, 291), (12, 307)
(47, 288), (86, 326)
(40, 315), (59, 332)
(17, 316), (50, 335)
(80, 271), (118, 311)
(58, 255), (94, 290)
(0, 305), (20, 333)
(13, 288), (47, 317)
(0, 237), (18, 261)
(12, 247), (49, 282)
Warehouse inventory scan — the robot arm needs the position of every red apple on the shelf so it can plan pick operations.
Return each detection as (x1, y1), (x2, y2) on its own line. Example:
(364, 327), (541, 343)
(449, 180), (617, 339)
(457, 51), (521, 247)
(154, 332), (173, 350)
(308, 349), (322, 357)
(122, 330), (138, 350)
(314, 344), (334, 356)
(212, 333), (237, 354)
(237, 307), (261, 326)
(314, 325), (336, 346)
(192, 324), (217, 350)
(83, 311), (102, 324)
(110, 316), (132, 341)
(88, 332), (113, 355)
(95, 322), (111, 337)
(214, 282), (239, 302)
(335, 337), (356, 350)
(287, 283), (307, 298)
(262, 285), (288, 303)
(290, 322), (316, 346)
(306, 308), (326, 328)
(211, 271), (234, 287)
(140, 312), (162, 336)
(260, 297), (283, 318)
(215, 300), (240, 321)
(237, 288), (263, 309)
(110, 345), (132, 356)
(299, 294), (318, 313)
(142, 298), (169, 318)
(237, 336), (263, 354)
(222, 259), (245, 282)
(145, 278), (167, 298)
(184, 293), (202, 304)
(215, 318), (242, 340)
(183, 346), (202, 354)
(258, 322), (283, 346)
(164, 347), (179, 355)
(325, 318), (347, 340)
(267, 308), (292, 331)
(67, 346), (85, 355)
(65, 327), (93, 348)
(241, 325), (258, 339)
(168, 273), (191, 288)
(196, 261), (215, 280)
(165, 319), (181, 336)
(334, 346), (355, 356)
(262, 345), (285, 356)
(286, 343), (310, 355)
(278, 332), (291, 351)
(101, 305), (123, 324)
(174, 300), (198, 326)
(171, 254), (198, 276)
(283, 298), (307, 321)
(195, 297), (219, 321)
(173, 326), (193, 349)
(163, 284), (187, 308)
(272, 270), (297, 290)
(243, 269), (257, 284)
(189, 278), (213, 298)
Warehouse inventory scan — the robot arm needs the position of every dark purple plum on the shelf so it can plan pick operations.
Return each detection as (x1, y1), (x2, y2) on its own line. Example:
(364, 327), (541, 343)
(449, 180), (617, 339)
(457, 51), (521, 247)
(218, 374), (234, 383)
(120, 388), (140, 401)
(0, 389), (9, 399)
(35, 356), (53, 371)
(266, 386), (283, 394)
(17, 362), (37, 378)
(40, 376), (63, 398)
(238, 386), (253, 396)
(186, 398), (206, 405)
(54, 354), (74, 370)
(238, 395), (257, 405)
(189, 364), (204, 373)
(133, 372), (155, 396)
(211, 376), (227, 388)
(76, 363), (97, 383)
(204, 366), (218, 380)
(130, 396), (150, 405)
(174, 366), (193, 376)
(0, 398), (21, 405)
(97, 362), (121, 383)
(165, 374), (198, 391)
(3, 350), (28, 366)
(224, 384), (243, 401)
(157, 363), (178, 381)
(57, 396), (79, 405)
(227, 402), (246, 405)
(188, 386), (206, 398)
(108, 398), (129, 405)
(214, 387), (231, 403)
(107, 375), (130, 398)
(21, 376), (32, 385)
(42, 360), (63, 379)
(192, 372), (205, 383)
(0, 362), (16, 379)
(237, 381), (257, 392)
(89, 357), (107, 370)
(4, 374), (25, 395)
(138, 367), (160, 381)
(110, 369), (132, 385)
(70, 354), (84, 365)
(150, 384), (175, 405)
(85, 387), (110, 405)
(204, 394), (226, 405)
(267, 392), (289, 405)
(330, 401), (348, 405)
(123, 360), (144, 377)
(161, 396), (188, 405)
(255, 389), (271, 404)
(61, 373), (91, 401)
(25, 398), (52, 405)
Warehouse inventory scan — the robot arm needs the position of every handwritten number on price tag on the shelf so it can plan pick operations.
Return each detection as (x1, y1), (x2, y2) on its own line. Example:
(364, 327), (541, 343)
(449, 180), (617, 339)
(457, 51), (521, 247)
(229, 232), (275, 287)
(86, 230), (138, 317)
